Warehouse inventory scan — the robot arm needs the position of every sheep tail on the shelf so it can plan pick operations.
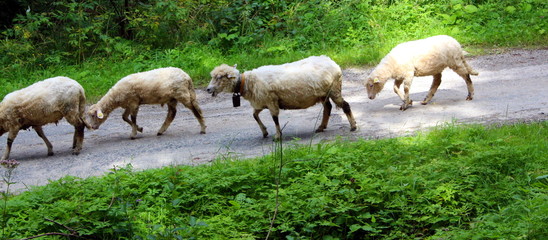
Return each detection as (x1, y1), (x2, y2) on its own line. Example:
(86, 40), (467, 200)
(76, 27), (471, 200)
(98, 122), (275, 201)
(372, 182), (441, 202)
(464, 59), (479, 76)
(468, 66), (479, 76)
(461, 51), (479, 76)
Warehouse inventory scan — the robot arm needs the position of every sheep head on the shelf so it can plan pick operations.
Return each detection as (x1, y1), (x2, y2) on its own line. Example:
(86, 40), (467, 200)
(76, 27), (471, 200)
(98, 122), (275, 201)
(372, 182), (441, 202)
(85, 105), (108, 130)
(365, 75), (387, 100)
(207, 64), (240, 97)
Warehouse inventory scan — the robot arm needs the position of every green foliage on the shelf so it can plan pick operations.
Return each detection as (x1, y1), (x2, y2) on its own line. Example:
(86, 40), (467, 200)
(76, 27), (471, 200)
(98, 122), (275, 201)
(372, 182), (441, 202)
(1, 122), (546, 239)
(0, 0), (546, 100)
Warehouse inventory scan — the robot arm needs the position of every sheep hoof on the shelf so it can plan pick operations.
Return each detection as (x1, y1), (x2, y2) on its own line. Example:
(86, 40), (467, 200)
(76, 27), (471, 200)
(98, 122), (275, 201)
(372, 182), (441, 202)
(130, 136), (137, 140)
(138, 127), (143, 132)
(400, 101), (412, 110)
(72, 152), (80, 156)
(466, 96), (473, 101)
(157, 132), (163, 136)
(263, 133), (269, 138)
(48, 152), (54, 156)
(400, 105), (411, 111)
(350, 126), (357, 132)
(421, 101), (428, 105)
(315, 128), (325, 133)
(200, 130), (206, 134)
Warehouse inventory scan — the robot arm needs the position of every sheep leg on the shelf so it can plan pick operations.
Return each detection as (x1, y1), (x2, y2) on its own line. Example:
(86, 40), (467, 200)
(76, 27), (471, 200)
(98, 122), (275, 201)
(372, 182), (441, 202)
(463, 74), (474, 100)
(330, 96), (358, 132)
(65, 114), (85, 154)
(34, 126), (54, 156)
(393, 79), (406, 102)
(268, 106), (282, 141)
(72, 124), (85, 155)
(158, 101), (177, 136)
(272, 115), (281, 141)
(316, 98), (332, 133)
(422, 73), (442, 105)
(122, 108), (133, 128)
(184, 99), (207, 134)
(400, 78), (414, 111)
(130, 108), (143, 139)
(122, 108), (138, 139)
(1, 131), (18, 160)
(253, 109), (269, 138)
(122, 108), (143, 139)
(72, 125), (77, 149)
(452, 64), (475, 100)
(342, 100), (357, 131)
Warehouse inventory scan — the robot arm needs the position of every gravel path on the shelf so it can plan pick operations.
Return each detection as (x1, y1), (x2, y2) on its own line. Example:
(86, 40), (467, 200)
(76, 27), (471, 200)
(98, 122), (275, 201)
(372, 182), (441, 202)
(2, 48), (547, 192)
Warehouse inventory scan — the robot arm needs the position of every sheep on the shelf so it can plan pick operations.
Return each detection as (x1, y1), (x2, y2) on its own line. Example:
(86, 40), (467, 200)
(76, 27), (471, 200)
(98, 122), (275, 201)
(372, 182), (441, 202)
(0, 77), (89, 160)
(206, 55), (357, 140)
(86, 67), (206, 139)
(364, 35), (478, 110)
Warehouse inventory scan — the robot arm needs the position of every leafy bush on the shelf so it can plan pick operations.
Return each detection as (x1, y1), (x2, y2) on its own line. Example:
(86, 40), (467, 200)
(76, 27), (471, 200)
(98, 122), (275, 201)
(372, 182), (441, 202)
(1, 122), (546, 239)
(2, 0), (546, 63)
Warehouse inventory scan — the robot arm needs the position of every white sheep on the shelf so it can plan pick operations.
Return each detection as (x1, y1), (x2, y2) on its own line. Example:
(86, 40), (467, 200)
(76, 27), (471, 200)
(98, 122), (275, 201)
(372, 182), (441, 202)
(86, 67), (206, 139)
(0, 77), (89, 160)
(206, 55), (357, 140)
(365, 35), (478, 110)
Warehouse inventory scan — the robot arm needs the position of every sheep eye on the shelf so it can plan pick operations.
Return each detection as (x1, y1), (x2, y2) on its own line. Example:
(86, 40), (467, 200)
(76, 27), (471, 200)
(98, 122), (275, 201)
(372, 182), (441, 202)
(369, 84), (374, 88)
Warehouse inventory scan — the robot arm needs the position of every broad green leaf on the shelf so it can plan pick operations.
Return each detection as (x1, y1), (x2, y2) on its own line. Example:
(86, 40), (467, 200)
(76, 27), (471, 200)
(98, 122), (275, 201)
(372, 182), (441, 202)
(464, 5), (478, 13)
(505, 6), (516, 14)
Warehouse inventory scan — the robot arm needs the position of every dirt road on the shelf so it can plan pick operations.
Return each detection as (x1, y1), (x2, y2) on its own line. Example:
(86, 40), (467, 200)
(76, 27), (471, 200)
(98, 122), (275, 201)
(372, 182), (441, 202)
(2, 49), (547, 192)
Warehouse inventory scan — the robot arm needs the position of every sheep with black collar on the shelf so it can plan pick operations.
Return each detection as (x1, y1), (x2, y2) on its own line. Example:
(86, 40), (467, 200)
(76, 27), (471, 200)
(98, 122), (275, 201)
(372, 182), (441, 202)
(207, 56), (357, 140)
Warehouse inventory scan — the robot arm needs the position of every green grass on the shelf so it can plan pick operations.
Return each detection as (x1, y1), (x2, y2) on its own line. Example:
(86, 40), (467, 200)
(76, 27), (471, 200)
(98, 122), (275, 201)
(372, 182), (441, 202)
(1, 122), (546, 239)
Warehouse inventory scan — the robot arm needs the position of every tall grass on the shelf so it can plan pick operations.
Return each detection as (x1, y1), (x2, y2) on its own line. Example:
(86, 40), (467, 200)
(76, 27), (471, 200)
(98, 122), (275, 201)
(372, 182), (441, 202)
(1, 122), (546, 239)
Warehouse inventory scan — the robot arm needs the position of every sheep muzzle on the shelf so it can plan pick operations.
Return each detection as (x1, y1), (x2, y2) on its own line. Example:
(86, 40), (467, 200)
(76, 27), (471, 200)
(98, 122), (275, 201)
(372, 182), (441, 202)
(206, 87), (217, 97)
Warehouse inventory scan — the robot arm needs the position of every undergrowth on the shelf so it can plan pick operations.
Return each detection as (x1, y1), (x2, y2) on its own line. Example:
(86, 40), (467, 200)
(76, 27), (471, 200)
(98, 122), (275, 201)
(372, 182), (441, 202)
(1, 0), (546, 99)
(1, 122), (546, 239)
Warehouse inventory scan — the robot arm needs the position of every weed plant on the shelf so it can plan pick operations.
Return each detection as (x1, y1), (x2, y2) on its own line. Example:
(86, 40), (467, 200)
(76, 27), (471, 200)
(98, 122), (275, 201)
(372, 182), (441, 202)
(1, 122), (546, 239)
(0, 159), (20, 239)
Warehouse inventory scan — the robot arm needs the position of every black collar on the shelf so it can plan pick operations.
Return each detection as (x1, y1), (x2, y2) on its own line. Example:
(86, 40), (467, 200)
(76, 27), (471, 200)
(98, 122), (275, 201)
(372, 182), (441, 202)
(233, 73), (245, 96)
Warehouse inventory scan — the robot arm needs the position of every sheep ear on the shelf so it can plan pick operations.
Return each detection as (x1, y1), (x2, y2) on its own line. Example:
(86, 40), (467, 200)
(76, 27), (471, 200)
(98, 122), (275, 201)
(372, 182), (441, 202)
(227, 74), (235, 78)
(233, 64), (237, 69)
(97, 109), (104, 119)
(373, 78), (380, 83)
